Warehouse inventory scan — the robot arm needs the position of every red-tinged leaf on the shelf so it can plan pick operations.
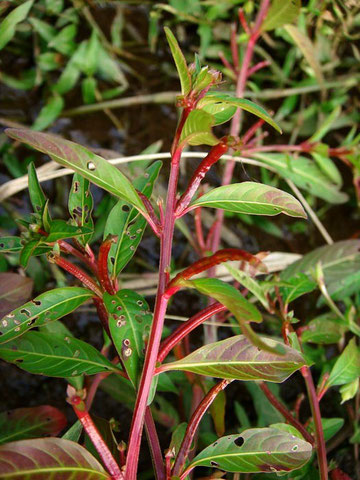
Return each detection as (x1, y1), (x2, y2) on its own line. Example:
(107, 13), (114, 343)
(0, 273), (33, 318)
(0, 437), (110, 479)
(159, 335), (305, 382)
(187, 427), (312, 474)
(0, 406), (67, 444)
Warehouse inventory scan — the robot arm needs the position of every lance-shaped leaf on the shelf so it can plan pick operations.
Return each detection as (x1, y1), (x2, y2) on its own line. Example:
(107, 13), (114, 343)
(0, 331), (118, 377)
(68, 173), (94, 246)
(253, 153), (347, 204)
(19, 239), (52, 268)
(104, 161), (161, 278)
(179, 110), (219, 147)
(187, 427), (312, 473)
(176, 277), (286, 354)
(28, 162), (47, 215)
(325, 338), (360, 388)
(0, 0), (34, 50)
(104, 289), (152, 387)
(0, 273), (33, 318)
(202, 102), (237, 126)
(281, 240), (360, 300)
(164, 27), (191, 96)
(159, 335), (305, 382)
(5, 129), (145, 214)
(198, 93), (281, 133)
(0, 406), (67, 445)
(262, 0), (301, 31)
(0, 437), (110, 479)
(0, 236), (23, 253)
(0, 287), (93, 344)
(45, 219), (93, 243)
(189, 182), (306, 218)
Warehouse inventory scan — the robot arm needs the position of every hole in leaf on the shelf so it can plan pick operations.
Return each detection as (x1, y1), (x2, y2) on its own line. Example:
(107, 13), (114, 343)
(234, 436), (244, 447)
(32, 300), (41, 306)
(20, 309), (31, 317)
(87, 162), (95, 170)
(122, 205), (130, 212)
(210, 461), (219, 467)
(0, 243), (4, 248)
(292, 445), (298, 451)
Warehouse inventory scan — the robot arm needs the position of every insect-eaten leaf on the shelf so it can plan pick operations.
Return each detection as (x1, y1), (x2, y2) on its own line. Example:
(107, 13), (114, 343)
(104, 289), (152, 387)
(188, 427), (312, 473)
(68, 173), (94, 247)
(0, 287), (93, 344)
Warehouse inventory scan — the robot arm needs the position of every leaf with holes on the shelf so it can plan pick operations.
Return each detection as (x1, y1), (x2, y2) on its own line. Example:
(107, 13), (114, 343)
(188, 427), (312, 473)
(45, 219), (93, 243)
(164, 27), (191, 96)
(176, 277), (287, 354)
(68, 174), (94, 246)
(0, 0), (34, 50)
(281, 240), (360, 300)
(0, 437), (110, 479)
(159, 335), (305, 382)
(262, 0), (301, 31)
(0, 236), (22, 253)
(179, 110), (219, 147)
(0, 273), (33, 318)
(104, 161), (161, 278)
(325, 338), (360, 388)
(0, 331), (118, 377)
(0, 406), (67, 445)
(189, 182), (306, 218)
(253, 153), (347, 204)
(5, 129), (145, 214)
(104, 289), (152, 387)
(198, 93), (281, 133)
(0, 287), (93, 344)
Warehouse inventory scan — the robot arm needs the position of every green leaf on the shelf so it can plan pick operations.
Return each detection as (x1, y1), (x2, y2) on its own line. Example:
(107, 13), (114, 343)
(189, 182), (306, 218)
(309, 106), (341, 143)
(0, 236), (22, 253)
(0, 438), (110, 479)
(48, 24), (76, 56)
(0, 0), (34, 50)
(82, 77), (97, 104)
(284, 25), (324, 89)
(178, 277), (289, 354)
(104, 290), (152, 387)
(160, 335), (305, 382)
(262, 0), (301, 31)
(28, 17), (56, 43)
(340, 378), (359, 404)
(68, 174), (94, 246)
(20, 238), (45, 268)
(0, 287), (93, 344)
(27, 162), (47, 215)
(32, 96), (64, 131)
(279, 273), (317, 304)
(188, 427), (312, 473)
(179, 110), (219, 147)
(164, 27), (191, 96)
(302, 315), (344, 344)
(311, 151), (342, 187)
(52, 44), (84, 94)
(326, 338), (360, 388)
(0, 331), (118, 377)
(0, 406), (67, 445)
(198, 93), (282, 133)
(308, 418), (344, 442)
(62, 420), (82, 442)
(45, 219), (93, 242)
(169, 423), (187, 457)
(104, 161), (161, 277)
(192, 66), (214, 94)
(281, 240), (360, 300)
(5, 129), (146, 215)
(253, 153), (348, 204)
(226, 265), (270, 310)
(81, 31), (100, 77)
(202, 102), (237, 126)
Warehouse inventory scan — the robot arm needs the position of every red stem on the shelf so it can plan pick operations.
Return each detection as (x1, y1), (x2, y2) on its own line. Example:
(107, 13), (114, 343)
(175, 139), (229, 216)
(301, 366), (328, 480)
(219, 51), (236, 74)
(58, 240), (98, 275)
(69, 395), (124, 480)
(49, 254), (102, 297)
(242, 118), (265, 145)
(98, 238), (117, 295)
(137, 190), (162, 237)
(194, 206), (206, 254)
(259, 382), (315, 445)
(157, 303), (226, 364)
(173, 379), (232, 477)
(247, 59), (271, 76)
(125, 109), (190, 480)
(145, 407), (166, 480)
(238, 8), (250, 35)
(230, 23), (239, 71)
(93, 297), (111, 337)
